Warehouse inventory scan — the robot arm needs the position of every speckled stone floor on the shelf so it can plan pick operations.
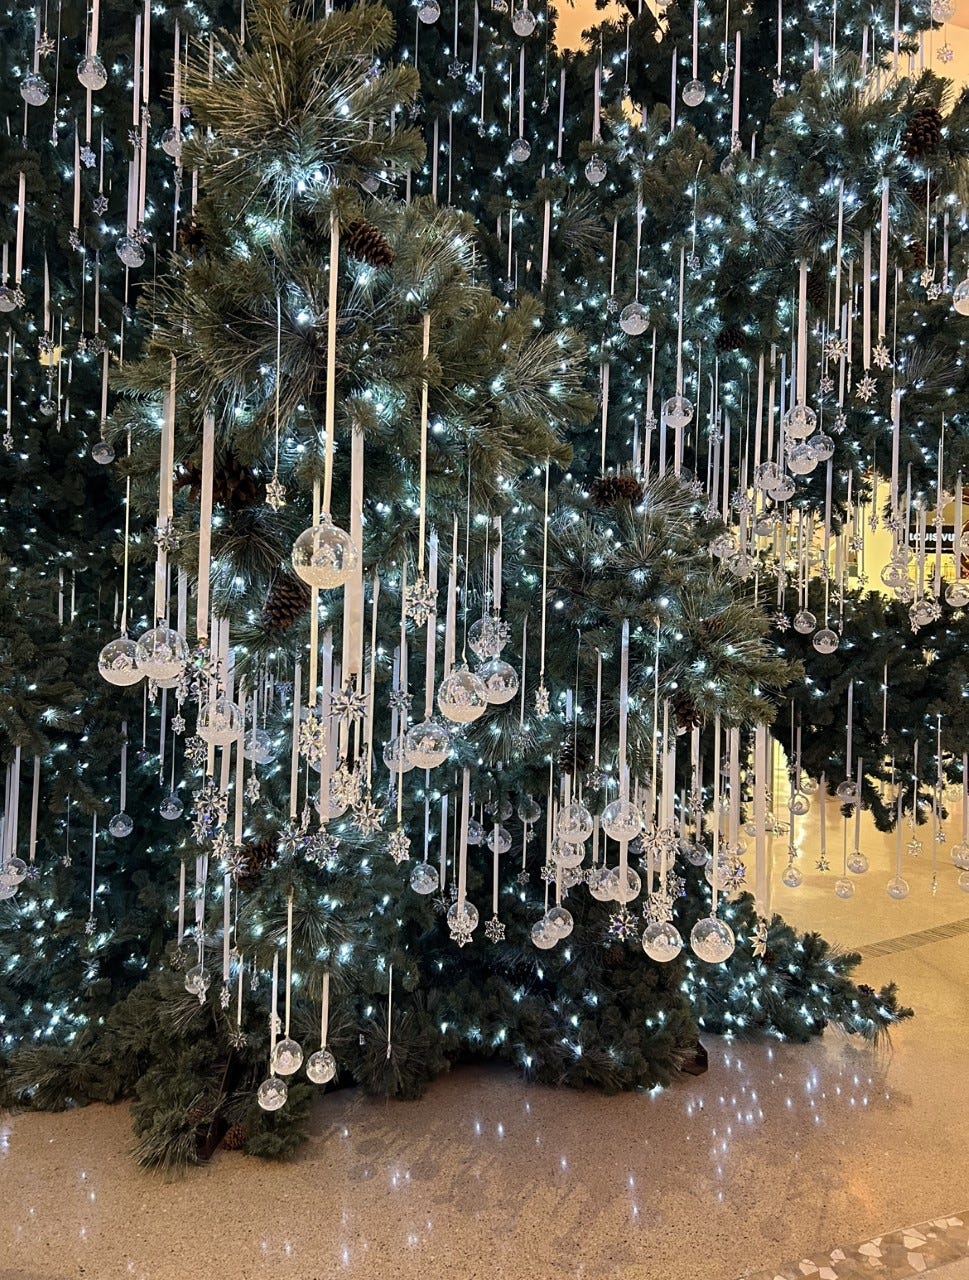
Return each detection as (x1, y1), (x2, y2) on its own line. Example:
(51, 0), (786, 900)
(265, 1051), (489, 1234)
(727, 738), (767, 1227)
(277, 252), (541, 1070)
(1, 798), (967, 1280)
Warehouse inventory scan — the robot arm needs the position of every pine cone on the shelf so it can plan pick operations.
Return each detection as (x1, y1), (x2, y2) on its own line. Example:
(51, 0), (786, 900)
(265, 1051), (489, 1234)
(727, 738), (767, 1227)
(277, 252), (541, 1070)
(177, 214), (205, 256)
(343, 220), (395, 268)
(235, 835), (279, 889)
(806, 269), (828, 311)
(186, 1103), (210, 1126)
(222, 1122), (248, 1151)
(714, 322), (745, 353)
(261, 573), (310, 633)
(559, 730), (592, 777)
(588, 472), (645, 508)
(906, 239), (927, 270)
(901, 104), (943, 161)
(175, 452), (262, 511)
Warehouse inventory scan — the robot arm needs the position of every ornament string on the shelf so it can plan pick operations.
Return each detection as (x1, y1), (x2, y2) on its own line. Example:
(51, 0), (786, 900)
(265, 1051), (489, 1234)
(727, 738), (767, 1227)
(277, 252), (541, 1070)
(322, 210), (340, 516)
(417, 312), (431, 575)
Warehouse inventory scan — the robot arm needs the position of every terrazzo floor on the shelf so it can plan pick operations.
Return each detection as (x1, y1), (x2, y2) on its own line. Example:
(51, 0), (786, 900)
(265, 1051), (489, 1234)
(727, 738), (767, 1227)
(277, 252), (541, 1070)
(1, 795), (968, 1280)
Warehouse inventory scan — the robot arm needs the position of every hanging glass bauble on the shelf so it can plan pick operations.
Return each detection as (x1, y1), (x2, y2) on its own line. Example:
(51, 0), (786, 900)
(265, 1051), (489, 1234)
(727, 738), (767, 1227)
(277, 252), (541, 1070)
(909, 597), (936, 629)
(468, 616), (507, 660)
(116, 235), (146, 268)
(98, 635), (143, 687)
(0, 881), (18, 901)
(781, 862), (803, 888)
(466, 817), (485, 846)
(812, 433), (835, 462)
(662, 394), (694, 431)
(544, 905), (573, 939)
(684, 841), (708, 866)
(382, 736), (415, 775)
(725, 550), (753, 579)
(681, 78), (705, 107)
(159, 792), (184, 821)
(886, 875), (910, 900)
(835, 779), (858, 804)
(945, 580), (969, 608)
(847, 849), (869, 874)
(557, 801), (593, 844)
(767, 475), (796, 502)
(704, 855), (732, 890)
(438, 664), (488, 724)
(812, 627), (839, 654)
(551, 838), (585, 869)
(951, 841), (969, 870)
(197, 697), (244, 747)
(404, 718), (451, 769)
(244, 728), (276, 765)
(531, 918), (557, 949)
(135, 625), (189, 681)
(584, 154), (607, 186)
(792, 609), (816, 635)
(619, 301), (649, 336)
(516, 795), (542, 824)
(834, 877), (854, 900)
(409, 861), (440, 894)
(0, 857), (28, 886)
(477, 657), (519, 704)
(754, 460), (781, 491)
(959, 870), (969, 893)
(292, 518), (358, 589)
(690, 915), (735, 962)
(257, 1076), (288, 1111)
(601, 798), (644, 842)
(485, 795), (514, 821)
(417, 0), (440, 20)
(271, 1037), (304, 1076)
(880, 562), (907, 590)
(0, 286), (20, 313)
(610, 865), (641, 903)
(91, 438), (115, 465)
(184, 964), (210, 997)
(642, 920), (683, 962)
(789, 791), (811, 817)
(511, 5), (536, 35)
(316, 776), (348, 821)
(306, 1047), (337, 1085)
(77, 54), (107, 89)
(787, 441), (818, 476)
(161, 127), (183, 158)
(447, 900), (479, 934)
(20, 72), (50, 106)
(932, 0), (956, 22)
(783, 403), (817, 440)
(487, 825), (512, 854)
(953, 277), (969, 316)
(510, 137), (531, 163)
(108, 811), (133, 838)
(587, 865), (614, 901)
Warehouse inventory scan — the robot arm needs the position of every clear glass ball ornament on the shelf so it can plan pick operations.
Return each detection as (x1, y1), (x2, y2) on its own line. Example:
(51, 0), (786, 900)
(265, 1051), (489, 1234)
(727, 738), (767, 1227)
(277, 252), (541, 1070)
(690, 915), (736, 963)
(467, 617), (505, 660)
(116, 235), (146, 268)
(601, 798), (644, 842)
(0, 880), (18, 901)
(958, 870), (969, 893)
(382, 736), (415, 775)
(799, 775), (819, 794)
(447, 900), (479, 935)
(20, 72), (50, 106)
(768, 475), (796, 502)
(409, 861), (440, 894)
(0, 857), (28, 886)
(953, 277), (969, 316)
(197, 697), (244, 747)
(91, 438), (115, 465)
(315, 777), (348, 821)
(754, 460), (782, 491)
(511, 5), (536, 35)
(895, 580), (916, 605)
(551, 838), (585, 869)
(951, 841), (969, 870)
(306, 1047), (337, 1085)
(558, 801), (594, 844)
(487, 825), (513, 854)
(517, 795), (542, 824)
(932, 0), (956, 23)
(909, 597), (936, 629)
(619, 301), (649, 336)
(662, 394), (694, 431)
(610, 865), (642, 903)
(77, 54), (108, 90)
(98, 635), (143, 686)
(703, 856), (732, 890)
(781, 862), (803, 888)
(792, 609), (816, 635)
(257, 1076), (288, 1111)
(159, 792), (184, 821)
(477, 657), (519, 704)
(417, 0), (440, 20)
(783, 402), (817, 440)
(184, 964), (211, 997)
(787, 441), (818, 476)
(945, 580), (969, 608)
(0, 285), (20, 313)
(510, 137), (531, 163)
(725, 550), (753, 580)
(681, 78), (705, 107)
(684, 841), (708, 866)
(789, 791), (811, 817)
(881, 563), (906, 590)
(886, 875), (910, 900)
(271, 1037), (304, 1076)
(835, 779), (859, 804)
(811, 433), (835, 462)
(847, 849), (870, 875)
(244, 728), (276, 765)
(292, 519), (358, 589)
(108, 811), (133, 838)
(545, 905), (574, 938)
(531, 918), (557, 949)
(135, 625), (189, 681)
(485, 795), (513, 821)
(466, 817), (485, 846)
(438, 664), (488, 724)
(834, 877), (855, 899)
(161, 126), (183, 158)
(812, 627), (839, 655)
(710, 532), (734, 560)
(584, 154), (607, 185)
(404, 718), (451, 769)
(587, 865), (614, 901)
(642, 920), (683, 962)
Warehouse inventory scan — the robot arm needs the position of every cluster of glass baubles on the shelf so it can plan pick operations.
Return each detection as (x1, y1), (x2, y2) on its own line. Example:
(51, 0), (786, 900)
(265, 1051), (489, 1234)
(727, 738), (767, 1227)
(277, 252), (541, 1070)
(257, 1042), (337, 1113)
(98, 624), (191, 687)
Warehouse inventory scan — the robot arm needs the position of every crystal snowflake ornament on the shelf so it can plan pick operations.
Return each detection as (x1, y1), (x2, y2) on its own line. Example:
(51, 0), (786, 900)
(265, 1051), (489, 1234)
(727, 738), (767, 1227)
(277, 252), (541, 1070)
(387, 826), (411, 865)
(484, 915), (505, 943)
(299, 712), (328, 767)
(354, 794), (384, 836)
(405, 574), (437, 626)
(265, 473), (287, 511)
(607, 905), (640, 942)
(92, 194), (109, 216)
(871, 342), (892, 370)
(920, 267), (936, 289)
(534, 683), (550, 717)
(855, 373), (877, 403)
(927, 282), (943, 300)
(331, 682), (368, 723)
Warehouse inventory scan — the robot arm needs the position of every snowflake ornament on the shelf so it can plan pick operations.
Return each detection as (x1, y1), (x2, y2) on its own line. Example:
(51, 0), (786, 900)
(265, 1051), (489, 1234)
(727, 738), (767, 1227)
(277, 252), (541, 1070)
(265, 473), (286, 511)
(854, 373), (877, 403)
(871, 342), (892, 370)
(484, 915), (505, 943)
(405, 574), (437, 626)
(387, 826), (411, 865)
(607, 905), (640, 942)
(920, 267), (935, 289)
(331, 682), (368, 724)
(299, 712), (328, 767)
(927, 282), (944, 300)
(773, 611), (791, 632)
(354, 794), (384, 836)
(534, 683), (550, 717)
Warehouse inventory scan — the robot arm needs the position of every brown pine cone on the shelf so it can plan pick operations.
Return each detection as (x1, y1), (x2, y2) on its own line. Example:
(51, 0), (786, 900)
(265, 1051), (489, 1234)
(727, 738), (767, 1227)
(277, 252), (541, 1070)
(177, 214), (205, 256)
(186, 1103), (210, 1126)
(222, 1122), (248, 1151)
(261, 573), (310, 633)
(235, 835), (279, 889)
(906, 239), (927, 269)
(343, 219), (395, 268)
(559, 731), (592, 777)
(901, 104), (943, 161)
(806, 269), (828, 311)
(175, 452), (262, 511)
(588, 471), (645, 508)
(714, 322), (745, 352)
